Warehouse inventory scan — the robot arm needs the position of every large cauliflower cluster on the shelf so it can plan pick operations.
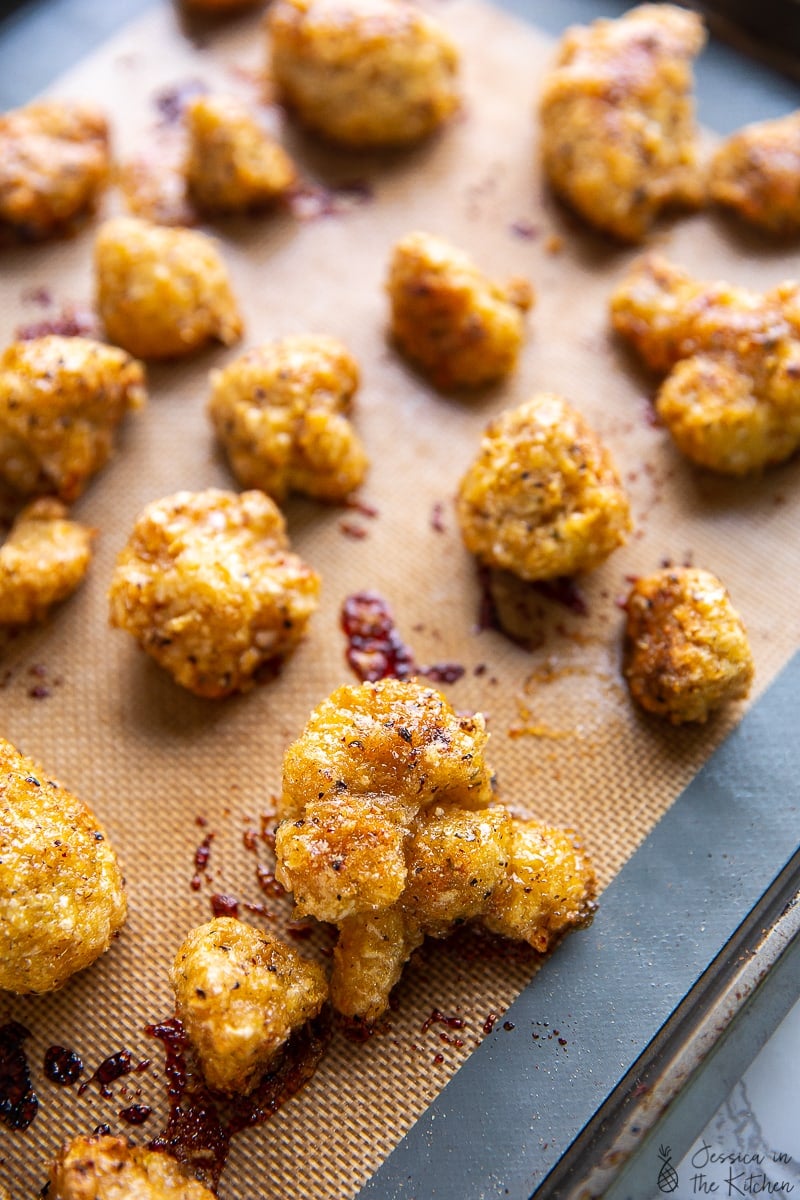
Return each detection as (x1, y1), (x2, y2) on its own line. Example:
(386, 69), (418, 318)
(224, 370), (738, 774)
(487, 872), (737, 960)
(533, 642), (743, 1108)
(108, 489), (320, 698)
(457, 394), (631, 581)
(624, 567), (754, 724)
(611, 254), (800, 474)
(208, 334), (368, 502)
(274, 678), (596, 1023)
(539, 4), (705, 242)
(268, 0), (460, 148)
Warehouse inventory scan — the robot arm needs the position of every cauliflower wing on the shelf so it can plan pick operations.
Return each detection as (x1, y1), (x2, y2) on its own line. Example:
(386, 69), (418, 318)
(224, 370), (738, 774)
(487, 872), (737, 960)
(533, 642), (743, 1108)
(387, 231), (533, 390)
(539, 4), (705, 242)
(208, 335), (368, 502)
(0, 739), (126, 994)
(275, 679), (596, 1023)
(0, 335), (145, 501)
(0, 499), (93, 626)
(49, 1136), (215, 1200)
(268, 0), (460, 148)
(456, 393), (631, 581)
(623, 567), (754, 724)
(0, 100), (109, 240)
(170, 917), (327, 1095)
(108, 488), (320, 698)
(611, 253), (800, 473)
(95, 217), (243, 359)
(710, 110), (800, 235)
(186, 94), (296, 214)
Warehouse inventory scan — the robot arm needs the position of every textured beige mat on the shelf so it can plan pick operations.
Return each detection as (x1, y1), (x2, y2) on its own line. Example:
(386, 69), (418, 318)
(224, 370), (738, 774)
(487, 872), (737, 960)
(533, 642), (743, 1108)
(1, 1), (800, 1196)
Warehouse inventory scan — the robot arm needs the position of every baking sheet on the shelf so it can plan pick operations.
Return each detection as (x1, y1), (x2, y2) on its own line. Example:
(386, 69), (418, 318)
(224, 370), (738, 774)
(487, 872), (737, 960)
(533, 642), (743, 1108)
(1, 2), (800, 1197)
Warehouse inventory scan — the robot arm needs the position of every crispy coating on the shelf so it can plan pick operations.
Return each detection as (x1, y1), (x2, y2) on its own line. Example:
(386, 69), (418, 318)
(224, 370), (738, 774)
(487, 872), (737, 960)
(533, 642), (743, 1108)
(118, 153), (195, 228)
(456, 394), (631, 581)
(0, 335), (145, 502)
(710, 111), (800, 235)
(387, 232), (533, 390)
(186, 94), (296, 214)
(611, 254), (800, 473)
(170, 917), (327, 1094)
(0, 499), (93, 626)
(268, 0), (460, 148)
(0, 739), (126, 994)
(95, 217), (243, 359)
(275, 679), (596, 1022)
(539, 4), (705, 242)
(624, 567), (754, 723)
(208, 334), (368, 502)
(108, 488), (320, 698)
(0, 100), (109, 240)
(49, 1136), (215, 1200)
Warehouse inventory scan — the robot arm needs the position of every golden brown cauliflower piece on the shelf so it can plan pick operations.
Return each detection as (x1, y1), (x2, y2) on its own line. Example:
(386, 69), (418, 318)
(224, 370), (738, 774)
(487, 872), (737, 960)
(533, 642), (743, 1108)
(268, 0), (460, 148)
(611, 254), (800, 473)
(49, 1136), (215, 1200)
(709, 111), (800, 235)
(185, 94), (296, 214)
(0, 336), (145, 502)
(0, 100), (109, 240)
(624, 567), (754, 724)
(539, 4), (705, 242)
(208, 335), (368, 502)
(0, 739), (126, 994)
(118, 153), (195, 228)
(108, 488), (320, 698)
(456, 394), (631, 581)
(0, 499), (93, 626)
(95, 217), (243, 360)
(275, 679), (596, 1022)
(387, 232), (533, 390)
(170, 917), (327, 1095)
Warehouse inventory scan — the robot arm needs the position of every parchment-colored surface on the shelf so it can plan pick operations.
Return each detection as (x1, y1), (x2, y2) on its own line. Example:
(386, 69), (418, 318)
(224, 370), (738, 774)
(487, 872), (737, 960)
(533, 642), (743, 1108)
(1, 2), (799, 1196)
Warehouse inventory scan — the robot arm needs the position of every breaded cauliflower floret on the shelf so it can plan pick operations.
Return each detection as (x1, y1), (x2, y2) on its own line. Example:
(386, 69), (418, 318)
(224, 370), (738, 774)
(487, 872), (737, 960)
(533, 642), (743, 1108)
(118, 153), (194, 228)
(186, 94), (296, 214)
(0, 499), (93, 626)
(49, 1136), (215, 1200)
(208, 334), (368, 502)
(275, 679), (596, 1022)
(539, 4), (705, 242)
(624, 567), (754, 723)
(0, 100), (109, 240)
(0, 739), (126, 994)
(170, 917), (327, 1095)
(456, 394), (632, 581)
(268, 0), (460, 148)
(108, 488), (320, 698)
(95, 217), (243, 359)
(0, 336), (145, 502)
(611, 254), (800, 473)
(710, 111), (800, 235)
(387, 232), (533, 390)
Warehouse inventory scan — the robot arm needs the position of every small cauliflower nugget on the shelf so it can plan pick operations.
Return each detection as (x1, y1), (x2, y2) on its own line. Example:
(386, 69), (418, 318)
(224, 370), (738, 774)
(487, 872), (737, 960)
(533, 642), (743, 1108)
(0, 739), (126, 994)
(109, 488), (320, 698)
(624, 567), (754, 724)
(268, 0), (460, 148)
(388, 232), (533, 390)
(0, 100), (109, 240)
(170, 917), (327, 1095)
(275, 678), (596, 1023)
(457, 394), (631, 581)
(0, 335), (145, 502)
(710, 111), (800, 235)
(0, 499), (93, 626)
(49, 1136), (215, 1200)
(186, 94), (296, 214)
(540, 4), (705, 242)
(209, 334), (368, 502)
(95, 217), (243, 359)
(611, 254), (800, 473)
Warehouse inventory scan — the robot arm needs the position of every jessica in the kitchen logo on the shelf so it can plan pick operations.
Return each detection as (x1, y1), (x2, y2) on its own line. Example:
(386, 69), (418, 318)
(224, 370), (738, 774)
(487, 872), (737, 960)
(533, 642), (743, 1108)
(658, 1140), (795, 1196)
